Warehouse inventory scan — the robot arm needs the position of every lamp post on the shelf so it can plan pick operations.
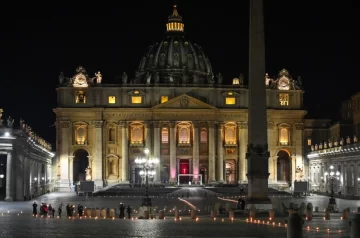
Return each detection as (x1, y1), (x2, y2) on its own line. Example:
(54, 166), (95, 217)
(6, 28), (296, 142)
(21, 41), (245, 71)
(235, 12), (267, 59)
(324, 165), (340, 211)
(135, 148), (159, 207)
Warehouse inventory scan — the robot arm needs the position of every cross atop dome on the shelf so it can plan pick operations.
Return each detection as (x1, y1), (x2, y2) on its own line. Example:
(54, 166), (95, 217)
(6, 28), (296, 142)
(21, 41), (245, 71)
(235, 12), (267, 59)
(166, 5), (184, 32)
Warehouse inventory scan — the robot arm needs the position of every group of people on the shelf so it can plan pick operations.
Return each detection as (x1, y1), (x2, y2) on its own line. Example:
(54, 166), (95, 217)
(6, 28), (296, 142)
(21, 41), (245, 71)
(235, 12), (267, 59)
(32, 201), (132, 219)
(119, 203), (132, 219)
(32, 202), (65, 217)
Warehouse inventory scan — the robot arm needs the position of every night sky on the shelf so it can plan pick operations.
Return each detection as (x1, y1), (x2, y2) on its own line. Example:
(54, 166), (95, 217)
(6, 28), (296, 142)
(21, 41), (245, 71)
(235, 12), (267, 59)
(1, 0), (353, 147)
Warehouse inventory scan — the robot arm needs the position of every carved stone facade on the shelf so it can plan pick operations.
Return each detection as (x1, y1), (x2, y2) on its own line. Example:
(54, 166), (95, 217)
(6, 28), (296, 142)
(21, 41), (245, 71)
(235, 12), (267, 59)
(307, 142), (360, 196)
(53, 6), (307, 190)
(0, 116), (54, 201)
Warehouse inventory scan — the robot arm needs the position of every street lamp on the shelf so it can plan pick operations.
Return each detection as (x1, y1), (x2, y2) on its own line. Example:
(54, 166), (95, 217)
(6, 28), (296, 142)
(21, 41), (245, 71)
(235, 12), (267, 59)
(324, 165), (340, 211)
(135, 147), (159, 207)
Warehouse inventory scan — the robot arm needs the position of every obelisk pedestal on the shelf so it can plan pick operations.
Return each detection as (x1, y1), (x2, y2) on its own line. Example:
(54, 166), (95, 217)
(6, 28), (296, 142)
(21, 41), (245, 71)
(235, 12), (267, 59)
(245, 0), (272, 210)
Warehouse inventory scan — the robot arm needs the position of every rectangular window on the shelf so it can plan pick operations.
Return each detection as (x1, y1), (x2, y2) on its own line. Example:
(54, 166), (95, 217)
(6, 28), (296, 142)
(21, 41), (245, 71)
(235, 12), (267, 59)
(108, 96), (116, 104)
(131, 96), (142, 104)
(307, 138), (311, 146)
(279, 93), (289, 106)
(225, 97), (236, 105)
(75, 92), (86, 104)
(161, 96), (168, 103)
(161, 128), (169, 143)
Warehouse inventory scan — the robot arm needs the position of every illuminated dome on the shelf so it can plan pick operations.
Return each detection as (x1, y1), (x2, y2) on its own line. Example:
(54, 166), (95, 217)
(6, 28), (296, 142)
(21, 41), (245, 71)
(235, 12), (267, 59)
(136, 5), (214, 85)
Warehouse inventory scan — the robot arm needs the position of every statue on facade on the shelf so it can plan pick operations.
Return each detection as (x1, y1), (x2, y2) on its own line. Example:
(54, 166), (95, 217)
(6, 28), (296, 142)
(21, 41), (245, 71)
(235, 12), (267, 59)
(295, 166), (303, 181)
(346, 136), (351, 144)
(169, 74), (174, 83)
(239, 74), (244, 86)
(314, 144), (318, 150)
(58, 72), (65, 85)
(319, 142), (323, 150)
(217, 72), (223, 85)
(0, 109), (3, 127)
(354, 135), (358, 143)
(311, 145), (314, 151)
(265, 73), (271, 86)
(340, 138), (344, 145)
(7, 116), (14, 128)
(154, 72), (160, 84)
(324, 141), (328, 149)
(85, 167), (92, 181)
(334, 139), (338, 147)
(95, 71), (102, 84)
(296, 76), (303, 89)
(122, 72), (128, 84)
(145, 72), (151, 85)
(328, 139), (332, 148)
(108, 158), (117, 179)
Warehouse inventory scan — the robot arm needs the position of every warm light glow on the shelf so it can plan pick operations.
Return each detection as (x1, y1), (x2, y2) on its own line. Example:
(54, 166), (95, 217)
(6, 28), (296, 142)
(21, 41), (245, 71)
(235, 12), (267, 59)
(307, 138), (311, 146)
(225, 97), (236, 105)
(108, 96), (116, 104)
(279, 93), (289, 106)
(232, 78), (240, 85)
(131, 96), (142, 104)
(161, 96), (168, 103)
(330, 165), (334, 170)
(134, 90), (140, 94)
(4, 132), (10, 137)
(279, 127), (289, 145)
(75, 91), (86, 104)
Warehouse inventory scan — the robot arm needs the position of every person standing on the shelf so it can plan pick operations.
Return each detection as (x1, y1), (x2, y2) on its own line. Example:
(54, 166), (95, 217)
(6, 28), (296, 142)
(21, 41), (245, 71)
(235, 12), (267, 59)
(32, 202), (38, 216)
(119, 203), (125, 219)
(126, 205), (132, 219)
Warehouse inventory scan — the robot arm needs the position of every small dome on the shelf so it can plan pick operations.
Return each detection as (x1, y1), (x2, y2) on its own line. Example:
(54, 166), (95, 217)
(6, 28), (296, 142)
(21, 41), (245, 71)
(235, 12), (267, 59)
(136, 5), (214, 85)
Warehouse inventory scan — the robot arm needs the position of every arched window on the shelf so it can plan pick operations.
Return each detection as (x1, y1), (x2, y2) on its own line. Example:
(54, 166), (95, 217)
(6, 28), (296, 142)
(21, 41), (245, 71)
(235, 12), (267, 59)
(130, 124), (143, 144)
(224, 123), (237, 145)
(278, 124), (290, 146)
(109, 128), (116, 142)
(200, 128), (207, 143)
(74, 123), (87, 145)
(178, 122), (191, 144)
(161, 128), (169, 143)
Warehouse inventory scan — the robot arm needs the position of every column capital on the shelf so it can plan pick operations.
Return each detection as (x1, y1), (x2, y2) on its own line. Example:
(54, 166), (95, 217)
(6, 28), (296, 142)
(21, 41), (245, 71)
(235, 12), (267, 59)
(91, 120), (104, 128)
(207, 121), (216, 128)
(192, 121), (204, 128)
(267, 121), (274, 129)
(152, 121), (161, 128)
(169, 121), (177, 127)
(143, 121), (151, 128)
(294, 123), (304, 130)
(60, 121), (71, 128)
(237, 121), (248, 129)
(118, 121), (128, 128)
(216, 121), (225, 129)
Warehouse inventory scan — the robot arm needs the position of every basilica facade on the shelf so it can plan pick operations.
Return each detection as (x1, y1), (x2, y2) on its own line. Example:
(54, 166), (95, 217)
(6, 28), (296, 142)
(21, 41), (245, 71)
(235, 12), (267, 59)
(54, 5), (307, 190)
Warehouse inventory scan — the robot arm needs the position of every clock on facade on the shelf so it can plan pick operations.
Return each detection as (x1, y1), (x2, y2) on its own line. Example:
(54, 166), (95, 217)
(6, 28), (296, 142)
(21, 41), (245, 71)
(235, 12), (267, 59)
(73, 74), (88, 87)
(278, 76), (290, 90)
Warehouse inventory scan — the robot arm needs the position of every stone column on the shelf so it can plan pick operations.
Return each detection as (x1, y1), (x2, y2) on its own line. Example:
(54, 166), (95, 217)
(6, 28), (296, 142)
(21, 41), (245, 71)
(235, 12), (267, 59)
(169, 122), (177, 182)
(145, 121), (151, 150)
(153, 122), (161, 182)
(237, 121), (247, 183)
(193, 123), (200, 182)
(92, 120), (104, 188)
(15, 154), (25, 201)
(24, 157), (30, 198)
(5, 152), (13, 201)
(217, 122), (224, 182)
(355, 164), (359, 196)
(69, 156), (74, 185)
(119, 121), (129, 182)
(59, 121), (70, 190)
(208, 121), (216, 182)
(267, 121), (274, 182)
(246, 0), (271, 206)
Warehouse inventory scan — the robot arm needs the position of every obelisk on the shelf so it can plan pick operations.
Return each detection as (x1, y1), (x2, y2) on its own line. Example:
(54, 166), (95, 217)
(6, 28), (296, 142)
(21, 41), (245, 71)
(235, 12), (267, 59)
(246, 0), (272, 209)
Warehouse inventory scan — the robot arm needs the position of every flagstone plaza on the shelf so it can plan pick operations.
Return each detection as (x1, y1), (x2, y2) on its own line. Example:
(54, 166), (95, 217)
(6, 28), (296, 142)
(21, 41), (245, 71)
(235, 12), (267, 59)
(0, 187), (358, 237)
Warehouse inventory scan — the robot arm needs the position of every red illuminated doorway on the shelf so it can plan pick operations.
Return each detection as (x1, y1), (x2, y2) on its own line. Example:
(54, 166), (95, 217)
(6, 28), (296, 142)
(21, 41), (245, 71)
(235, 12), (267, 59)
(179, 159), (189, 184)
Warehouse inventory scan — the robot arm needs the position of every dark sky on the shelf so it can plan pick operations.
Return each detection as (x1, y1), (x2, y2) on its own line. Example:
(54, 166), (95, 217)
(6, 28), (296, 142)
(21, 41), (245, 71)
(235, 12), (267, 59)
(1, 0), (353, 147)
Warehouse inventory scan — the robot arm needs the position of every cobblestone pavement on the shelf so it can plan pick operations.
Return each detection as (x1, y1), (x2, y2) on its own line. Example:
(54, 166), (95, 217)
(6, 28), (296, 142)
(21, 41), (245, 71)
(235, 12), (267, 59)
(0, 214), (351, 238)
(0, 188), (357, 237)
